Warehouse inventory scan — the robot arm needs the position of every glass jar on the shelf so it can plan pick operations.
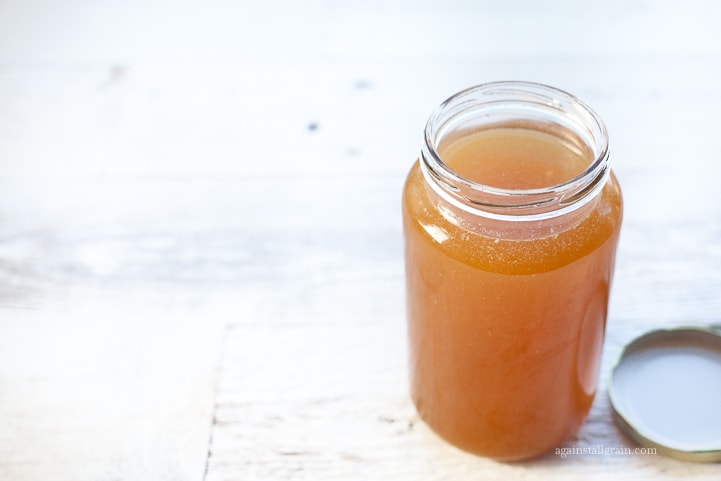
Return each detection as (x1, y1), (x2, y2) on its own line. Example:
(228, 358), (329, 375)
(402, 81), (623, 460)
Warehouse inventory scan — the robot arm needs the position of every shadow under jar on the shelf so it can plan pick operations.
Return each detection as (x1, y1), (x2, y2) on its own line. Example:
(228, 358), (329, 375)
(402, 81), (623, 461)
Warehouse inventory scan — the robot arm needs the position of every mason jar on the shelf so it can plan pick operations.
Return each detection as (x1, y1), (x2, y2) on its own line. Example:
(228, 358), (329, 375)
(402, 81), (623, 460)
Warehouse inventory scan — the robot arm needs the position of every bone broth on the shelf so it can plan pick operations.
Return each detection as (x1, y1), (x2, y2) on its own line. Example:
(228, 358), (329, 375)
(402, 83), (622, 460)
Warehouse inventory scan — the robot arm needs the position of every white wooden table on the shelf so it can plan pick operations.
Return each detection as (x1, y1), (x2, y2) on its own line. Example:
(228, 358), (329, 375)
(1, 1), (720, 479)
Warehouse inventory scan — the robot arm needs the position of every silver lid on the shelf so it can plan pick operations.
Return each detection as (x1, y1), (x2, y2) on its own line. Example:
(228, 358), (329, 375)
(608, 325), (721, 462)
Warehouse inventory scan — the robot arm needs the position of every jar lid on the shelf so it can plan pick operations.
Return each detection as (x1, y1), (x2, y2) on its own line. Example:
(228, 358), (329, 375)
(608, 325), (721, 462)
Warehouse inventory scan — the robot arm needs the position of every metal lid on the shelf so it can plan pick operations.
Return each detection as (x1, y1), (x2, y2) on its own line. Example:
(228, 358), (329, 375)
(608, 325), (721, 462)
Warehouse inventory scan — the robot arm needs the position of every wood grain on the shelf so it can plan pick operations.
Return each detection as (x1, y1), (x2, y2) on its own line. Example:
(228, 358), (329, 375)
(2, 1), (721, 480)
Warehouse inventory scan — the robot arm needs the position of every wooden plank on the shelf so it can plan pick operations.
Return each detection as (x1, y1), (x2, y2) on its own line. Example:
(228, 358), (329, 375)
(205, 322), (721, 481)
(2, 169), (721, 480)
(0, 302), (223, 481)
(1, 1), (721, 479)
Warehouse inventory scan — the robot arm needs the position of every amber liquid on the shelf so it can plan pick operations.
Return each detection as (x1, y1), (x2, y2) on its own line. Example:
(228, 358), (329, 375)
(402, 126), (622, 460)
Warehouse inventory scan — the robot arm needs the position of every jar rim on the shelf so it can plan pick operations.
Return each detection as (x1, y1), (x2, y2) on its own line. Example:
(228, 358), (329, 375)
(420, 81), (610, 221)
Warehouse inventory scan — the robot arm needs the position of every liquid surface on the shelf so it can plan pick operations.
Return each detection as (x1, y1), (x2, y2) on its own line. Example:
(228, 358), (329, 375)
(442, 127), (588, 189)
(403, 126), (622, 460)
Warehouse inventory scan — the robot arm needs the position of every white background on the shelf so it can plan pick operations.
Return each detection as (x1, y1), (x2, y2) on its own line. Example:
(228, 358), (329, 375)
(1, 1), (720, 479)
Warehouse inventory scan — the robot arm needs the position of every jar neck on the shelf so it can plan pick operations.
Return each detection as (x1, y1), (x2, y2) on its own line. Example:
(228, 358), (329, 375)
(420, 81), (610, 223)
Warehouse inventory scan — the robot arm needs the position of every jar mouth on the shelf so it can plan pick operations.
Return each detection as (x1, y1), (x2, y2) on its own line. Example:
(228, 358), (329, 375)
(420, 81), (610, 221)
